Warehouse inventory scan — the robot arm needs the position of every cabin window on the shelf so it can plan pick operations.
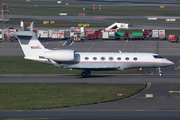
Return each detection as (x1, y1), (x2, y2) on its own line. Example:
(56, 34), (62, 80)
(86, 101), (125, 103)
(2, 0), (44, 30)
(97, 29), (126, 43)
(117, 57), (121, 61)
(93, 57), (97, 60)
(153, 55), (164, 59)
(101, 57), (105, 61)
(85, 57), (89, 60)
(125, 57), (129, 61)
(133, 57), (138, 61)
(109, 57), (113, 61)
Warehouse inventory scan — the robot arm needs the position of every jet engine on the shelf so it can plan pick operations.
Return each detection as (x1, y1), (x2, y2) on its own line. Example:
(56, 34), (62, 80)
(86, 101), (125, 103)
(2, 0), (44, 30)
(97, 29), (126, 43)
(43, 49), (75, 61)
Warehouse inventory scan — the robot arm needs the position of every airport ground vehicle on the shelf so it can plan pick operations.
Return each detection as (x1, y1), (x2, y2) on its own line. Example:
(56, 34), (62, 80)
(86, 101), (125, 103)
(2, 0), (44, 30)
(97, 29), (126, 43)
(86, 30), (102, 40)
(86, 29), (167, 40)
(17, 22), (168, 41)
(0, 29), (18, 41)
(36, 22), (128, 40)
(121, 30), (166, 40)
(115, 32), (129, 40)
(0, 28), (172, 42)
(169, 34), (178, 43)
(72, 39), (84, 42)
(128, 32), (144, 40)
(71, 35), (84, 42)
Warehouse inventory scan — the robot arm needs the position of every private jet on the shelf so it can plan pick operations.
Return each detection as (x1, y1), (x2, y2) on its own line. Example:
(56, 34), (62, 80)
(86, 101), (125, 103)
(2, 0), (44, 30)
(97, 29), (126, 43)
(11, 31), (174, 77)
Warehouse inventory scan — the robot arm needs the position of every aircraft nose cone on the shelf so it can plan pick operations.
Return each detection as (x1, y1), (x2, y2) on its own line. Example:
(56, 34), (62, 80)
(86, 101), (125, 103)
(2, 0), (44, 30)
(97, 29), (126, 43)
(168, 60), (174, 66)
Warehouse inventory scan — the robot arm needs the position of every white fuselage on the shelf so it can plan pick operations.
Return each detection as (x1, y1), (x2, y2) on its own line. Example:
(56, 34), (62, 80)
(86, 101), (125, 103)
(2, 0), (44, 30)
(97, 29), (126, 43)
(58, 52), (174, 70)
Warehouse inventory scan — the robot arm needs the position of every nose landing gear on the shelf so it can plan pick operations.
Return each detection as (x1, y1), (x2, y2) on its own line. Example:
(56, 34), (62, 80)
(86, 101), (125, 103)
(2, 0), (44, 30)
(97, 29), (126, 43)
(81, 70), (91, 77)
(157, 67), (162, 76)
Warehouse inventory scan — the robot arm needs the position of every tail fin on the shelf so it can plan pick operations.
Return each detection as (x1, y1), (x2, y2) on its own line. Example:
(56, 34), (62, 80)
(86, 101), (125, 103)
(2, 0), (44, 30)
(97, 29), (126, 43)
(10, 31), (48, 59)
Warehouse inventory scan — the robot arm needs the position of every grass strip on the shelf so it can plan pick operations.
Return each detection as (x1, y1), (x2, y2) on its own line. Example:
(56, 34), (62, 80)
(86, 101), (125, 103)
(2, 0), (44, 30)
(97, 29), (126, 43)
(0, 84), (146, 110)
(0, 57), (150, 74)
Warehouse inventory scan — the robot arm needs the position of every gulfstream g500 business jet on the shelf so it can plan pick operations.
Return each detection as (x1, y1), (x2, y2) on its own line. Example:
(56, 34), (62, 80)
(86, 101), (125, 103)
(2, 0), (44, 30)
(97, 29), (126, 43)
(11, 31), (174, 77)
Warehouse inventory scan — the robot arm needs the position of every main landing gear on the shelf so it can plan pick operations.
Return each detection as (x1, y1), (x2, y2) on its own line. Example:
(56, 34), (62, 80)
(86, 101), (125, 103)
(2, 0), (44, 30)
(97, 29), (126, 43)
(157, 67), (162, 76)
(81, 70), (91, 77)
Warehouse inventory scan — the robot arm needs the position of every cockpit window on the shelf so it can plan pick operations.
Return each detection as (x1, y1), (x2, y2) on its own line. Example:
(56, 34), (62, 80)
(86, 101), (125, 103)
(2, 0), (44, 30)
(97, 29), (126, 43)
(153, 55), (164, 59)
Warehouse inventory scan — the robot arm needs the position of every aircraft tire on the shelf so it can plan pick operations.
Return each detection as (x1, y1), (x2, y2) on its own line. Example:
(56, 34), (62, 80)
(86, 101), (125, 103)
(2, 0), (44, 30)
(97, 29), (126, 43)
(81, 72), (87, 77)
(158, 73), (162, 76)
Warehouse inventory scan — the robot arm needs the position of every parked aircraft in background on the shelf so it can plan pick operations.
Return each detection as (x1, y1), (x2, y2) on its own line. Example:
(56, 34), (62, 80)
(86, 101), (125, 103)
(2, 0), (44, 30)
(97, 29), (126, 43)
(10, 31), (174, 77)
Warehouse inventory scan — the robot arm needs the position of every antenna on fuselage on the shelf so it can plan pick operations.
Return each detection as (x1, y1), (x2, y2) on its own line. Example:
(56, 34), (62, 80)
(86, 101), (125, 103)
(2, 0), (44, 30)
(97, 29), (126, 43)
(119, 50), (122, 53)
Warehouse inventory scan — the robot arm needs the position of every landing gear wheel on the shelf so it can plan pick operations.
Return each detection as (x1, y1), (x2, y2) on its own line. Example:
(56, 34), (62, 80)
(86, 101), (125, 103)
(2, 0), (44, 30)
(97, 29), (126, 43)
(157, 67), (163, 76)
(81, 70), (91, 77)
(81, 71), (87, 77)
(158, 73), (163, 76)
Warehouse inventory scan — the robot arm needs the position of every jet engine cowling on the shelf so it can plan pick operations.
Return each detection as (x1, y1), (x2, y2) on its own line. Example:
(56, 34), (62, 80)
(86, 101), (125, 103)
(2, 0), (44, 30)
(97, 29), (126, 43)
(43, 49), (75, 61)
